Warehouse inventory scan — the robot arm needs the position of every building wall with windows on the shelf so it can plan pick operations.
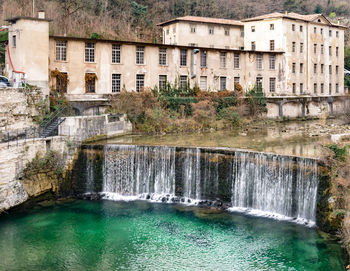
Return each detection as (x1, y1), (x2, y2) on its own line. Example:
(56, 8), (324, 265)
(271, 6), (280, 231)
(162, 21), (244, 49)
(5, 12), (346, 102)
(49, 37), (283, 97)
(5, 17), (50, 92)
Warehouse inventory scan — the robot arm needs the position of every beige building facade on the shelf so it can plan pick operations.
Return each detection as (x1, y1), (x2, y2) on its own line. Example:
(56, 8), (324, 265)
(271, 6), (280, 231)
(4, 12), (348, 117)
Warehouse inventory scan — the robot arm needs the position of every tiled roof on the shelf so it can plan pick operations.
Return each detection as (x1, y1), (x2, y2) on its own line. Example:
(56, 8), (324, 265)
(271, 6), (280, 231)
(241, 12), (323, 22)
(158, 16), (243, 26)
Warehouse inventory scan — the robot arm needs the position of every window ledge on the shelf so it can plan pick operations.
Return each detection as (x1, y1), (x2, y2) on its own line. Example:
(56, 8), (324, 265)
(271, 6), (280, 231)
(54, 60), (69, 63)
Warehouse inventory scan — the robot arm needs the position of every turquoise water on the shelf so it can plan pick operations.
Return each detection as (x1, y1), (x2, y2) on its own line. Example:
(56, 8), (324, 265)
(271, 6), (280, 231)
(0, 200), (345, 271)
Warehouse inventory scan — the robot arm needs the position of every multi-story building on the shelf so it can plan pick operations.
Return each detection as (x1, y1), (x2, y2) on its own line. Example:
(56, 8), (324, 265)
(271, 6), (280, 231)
(4, 11), (347, 117)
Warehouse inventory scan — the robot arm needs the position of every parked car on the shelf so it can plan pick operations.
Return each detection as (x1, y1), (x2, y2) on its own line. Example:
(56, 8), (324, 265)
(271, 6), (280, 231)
(0, 76), (11, 88)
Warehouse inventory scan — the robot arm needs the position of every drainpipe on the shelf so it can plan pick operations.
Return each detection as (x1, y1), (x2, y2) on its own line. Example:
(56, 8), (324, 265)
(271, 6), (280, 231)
(191, 49), (200, 79)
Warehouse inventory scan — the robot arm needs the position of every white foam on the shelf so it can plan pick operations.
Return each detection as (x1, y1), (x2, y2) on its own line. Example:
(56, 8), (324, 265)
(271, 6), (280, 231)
(228, 206), (316, 227)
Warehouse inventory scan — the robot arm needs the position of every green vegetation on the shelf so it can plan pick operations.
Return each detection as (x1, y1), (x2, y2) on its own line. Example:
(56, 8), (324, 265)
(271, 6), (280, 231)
(327, 144), (348, 162)
(23, 150), (64, 179)
(109, 82), (266, 134)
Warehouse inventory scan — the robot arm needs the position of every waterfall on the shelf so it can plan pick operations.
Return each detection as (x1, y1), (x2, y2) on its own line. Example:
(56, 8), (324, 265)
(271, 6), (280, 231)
(79, 144), (319, 225)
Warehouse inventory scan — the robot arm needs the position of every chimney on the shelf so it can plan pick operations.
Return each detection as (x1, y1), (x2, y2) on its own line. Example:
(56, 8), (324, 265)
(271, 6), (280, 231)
(38, 10), (45, 19)
(285, 11), (288, 15)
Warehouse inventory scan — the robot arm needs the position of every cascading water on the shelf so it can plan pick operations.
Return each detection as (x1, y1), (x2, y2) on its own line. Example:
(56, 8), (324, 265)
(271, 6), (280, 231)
(78, 144), (319, 225)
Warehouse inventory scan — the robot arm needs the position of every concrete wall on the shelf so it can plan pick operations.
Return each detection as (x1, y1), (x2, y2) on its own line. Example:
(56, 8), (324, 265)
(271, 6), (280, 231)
(58, 114), (132, 141)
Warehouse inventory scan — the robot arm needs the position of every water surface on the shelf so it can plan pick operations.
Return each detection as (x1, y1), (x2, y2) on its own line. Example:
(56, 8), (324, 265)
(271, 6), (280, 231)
(0, 200), (345, 271)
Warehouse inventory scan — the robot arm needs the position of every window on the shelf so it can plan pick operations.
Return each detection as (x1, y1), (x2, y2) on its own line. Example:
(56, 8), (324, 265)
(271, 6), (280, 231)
(136, 46), (144, 64)
(300, 63), (303, 73)
(314, 83), (317, 94)
(329, 65), (332, 75)
(300, 83), (303, 94)
(336, 65), (339, 75)
(313, 44), (317, 54)
(314, 64), (317, 74)
(269, 78), (276, 92)
(200, 76), (207, 90)
(251, 26), (255, 32)
(251, 41), (256, 50)
(292, 24), (295, 31)
(256, 77), (263, 89)
(321, 83), (324, 94)
(321, 28), (323, 35)
(270, 24), (274, 30)
(234, 53), (240, 69)
(159, 75), (167, 91)
(56, 41), (67, 61)
(300, 42), (303, 53)
(166, 29), (169, 35)
(209, 27), (214, 35)
(136, 74), (145, 92)
(200, 51), (207, 68)
(85, 43), (95, 62)
(257, 54), (263, 70)
(292, 83), (296, 94)
(269, 55), (276, 70)
(190, 25), (196, 33)
(112, 74), (121, 93)
(112, 44), (121, 64)
(336, 47), (339, 57)
(329, 83), (332, 95)
(292, 42), (296, 52)
(329, 46), (332, 56)
(220, 77), (227, 91)
(270, 40), (275, 51)
(292, 63), (296, 73)
(180, 75), (188, 90)
(321, 64), (324, 73)
(240, 31), (244, 37)
(314, 27), (317, 34)
(300, 25), (303, 32)
(173, 27), (176, 33)
(159, 48), (167, 66)
(56, 72), (68, 93)
(321, 44), (324, 54)
(85, 73), (96, 93)
(220, 52), (226, 68)
(12, 35), (16, 48)
(336, 31), (339, 38)
(329, 30), (332, 37)
(336, 83), (339, 93)
(180, 49), (187, 66)
(225, 28), (230, 36)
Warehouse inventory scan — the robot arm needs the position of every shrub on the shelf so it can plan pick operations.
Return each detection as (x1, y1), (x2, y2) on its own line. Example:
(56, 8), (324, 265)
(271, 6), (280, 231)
(328, 144), (348, 162)
(139, 106), (171, 134)
(23, 150), (64, 179)
(245, 85), (267, 116)
(217, 107), (240, 128)
(192, 100), (216, 129)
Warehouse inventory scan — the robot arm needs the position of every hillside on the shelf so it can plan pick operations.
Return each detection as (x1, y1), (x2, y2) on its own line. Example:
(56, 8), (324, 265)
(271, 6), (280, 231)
(0, 0), (349, 44)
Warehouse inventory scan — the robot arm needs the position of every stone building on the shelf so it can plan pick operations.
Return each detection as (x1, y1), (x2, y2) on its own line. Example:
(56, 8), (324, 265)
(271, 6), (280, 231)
(4, 11), (348, 117)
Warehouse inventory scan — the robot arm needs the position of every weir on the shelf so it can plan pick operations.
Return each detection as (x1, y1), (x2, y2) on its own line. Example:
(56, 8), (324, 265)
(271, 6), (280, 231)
(73, 144), (319, 225)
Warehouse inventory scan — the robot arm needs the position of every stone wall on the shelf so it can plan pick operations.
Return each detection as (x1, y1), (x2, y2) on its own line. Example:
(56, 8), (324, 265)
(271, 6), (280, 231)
(0, 88), (45, 141)
(0, 136), (73, 212)
(58, 114), (132, 141)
